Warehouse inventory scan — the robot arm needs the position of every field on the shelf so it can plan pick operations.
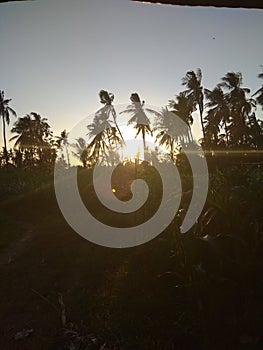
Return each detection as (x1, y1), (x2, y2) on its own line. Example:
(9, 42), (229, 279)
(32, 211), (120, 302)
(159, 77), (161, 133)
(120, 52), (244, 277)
(0, 158), (263, 350)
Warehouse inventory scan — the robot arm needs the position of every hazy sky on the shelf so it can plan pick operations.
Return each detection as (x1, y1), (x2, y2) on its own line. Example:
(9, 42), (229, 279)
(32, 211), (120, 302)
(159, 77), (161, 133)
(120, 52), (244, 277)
(1, 0), (263, 145)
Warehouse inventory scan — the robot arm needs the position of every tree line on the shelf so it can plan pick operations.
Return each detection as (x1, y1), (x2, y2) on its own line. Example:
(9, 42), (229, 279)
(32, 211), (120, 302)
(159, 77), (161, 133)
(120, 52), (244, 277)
(1, 68), (263, 169)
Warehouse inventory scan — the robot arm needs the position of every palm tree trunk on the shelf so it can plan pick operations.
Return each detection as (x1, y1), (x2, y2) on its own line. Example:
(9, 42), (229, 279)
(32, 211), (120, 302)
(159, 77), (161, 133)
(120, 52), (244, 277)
(198, 103), (206, 146)
(170, 138), (174, 161)
(224, 120), (229, 145)
(65, 144), (70, 168)
(142, 129), (146, 160)
(2, 117), (9, 165)
(111, 106), (125, 145)
(30, 147), (34, 167)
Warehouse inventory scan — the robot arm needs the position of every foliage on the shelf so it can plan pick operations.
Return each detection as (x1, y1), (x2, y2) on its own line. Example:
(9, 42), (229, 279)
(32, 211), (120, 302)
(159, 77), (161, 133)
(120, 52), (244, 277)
(1, 67), (263, 348)
(10, 112), (57, 169)
(154, 107), (187, 160)
(120, 92), (158, 159)
(0, 90), (17, 164)
(181, 69), (206, 143)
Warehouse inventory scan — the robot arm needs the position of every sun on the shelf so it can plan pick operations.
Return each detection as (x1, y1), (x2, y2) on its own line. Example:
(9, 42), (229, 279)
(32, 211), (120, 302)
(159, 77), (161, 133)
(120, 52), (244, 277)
(117, 123), (156, 161)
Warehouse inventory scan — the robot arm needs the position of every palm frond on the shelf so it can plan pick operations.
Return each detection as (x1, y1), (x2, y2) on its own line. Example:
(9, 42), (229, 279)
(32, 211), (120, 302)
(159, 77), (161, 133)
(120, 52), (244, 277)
(127, 115), (138, 125)
(9, 134), (19, 142)
(7, 106), (17, 117)
(252, 86), (263, 97)
(144, 108), (161, 118)
(120, 107), (136, 115)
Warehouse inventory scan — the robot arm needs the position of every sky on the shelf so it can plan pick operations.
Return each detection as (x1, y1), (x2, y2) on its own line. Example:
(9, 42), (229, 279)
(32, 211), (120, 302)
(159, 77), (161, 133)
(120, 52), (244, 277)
(1, 0), (263, 147)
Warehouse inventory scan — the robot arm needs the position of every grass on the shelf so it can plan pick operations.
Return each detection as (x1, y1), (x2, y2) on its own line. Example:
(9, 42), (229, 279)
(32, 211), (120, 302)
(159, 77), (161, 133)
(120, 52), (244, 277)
(0, 163), (263, 349)
(0, 215), (23, 249)
(0, 173), (198, 349)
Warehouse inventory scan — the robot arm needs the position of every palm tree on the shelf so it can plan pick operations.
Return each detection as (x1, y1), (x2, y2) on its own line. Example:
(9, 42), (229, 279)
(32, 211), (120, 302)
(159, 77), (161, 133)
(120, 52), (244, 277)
(203, 109), (221, 147)
(108, 126), (123, 148)
(204, 86), (230, 146)
(96, 90), (124, 144)
(252, 66), (263, 109)
(0, 90), (17, 164)
(247, 113), (263, 147)
(219, 72), (256, 146)
(168, 91), (195, 143)
(56, 130), (70, 168)
(10, 114), (32, 149)
(11, 113), (51, 147)
(72, 137), (88, 168)
(10, 113), (53, 167)
(121, 93), (158, 160)
(86, 115), (111, 164)
(181, 69), (205, 144)
(155, 107), (188, 161)
(86, 90), (124, 165)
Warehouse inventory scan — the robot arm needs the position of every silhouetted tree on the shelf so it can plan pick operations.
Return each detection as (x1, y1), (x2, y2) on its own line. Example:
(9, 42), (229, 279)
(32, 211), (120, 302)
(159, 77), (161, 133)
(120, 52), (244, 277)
(10, 113), (54, 167)
(56, 129), (71, 168)
(11, 148), (23, 168)
(121, 93), (158, 159)
(204, 86), (230, 147)
(169, 91), (194, 142)
(181, 69), (205, 144)
(72, 137), (88, 167)
(253, 66), (263, 110)
(96, 90), (124, 144)
(154, 107), (189, 161)
(247, 112), (263, 147)
(0, 90), (17, 164)
(219, 72), (255, 146)
(87, 115), (111, 164)
(86, 90), (124, 165)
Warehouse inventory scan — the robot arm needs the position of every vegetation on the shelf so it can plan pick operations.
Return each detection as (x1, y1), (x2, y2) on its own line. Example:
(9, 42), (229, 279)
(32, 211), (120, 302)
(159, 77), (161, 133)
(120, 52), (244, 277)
(1, 68), (263, 349)
(0, 90), (17, 165)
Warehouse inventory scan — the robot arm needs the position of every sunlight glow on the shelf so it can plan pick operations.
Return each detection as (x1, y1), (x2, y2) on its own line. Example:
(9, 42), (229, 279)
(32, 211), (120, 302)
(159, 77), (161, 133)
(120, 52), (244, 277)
(118, 124), (157, 161)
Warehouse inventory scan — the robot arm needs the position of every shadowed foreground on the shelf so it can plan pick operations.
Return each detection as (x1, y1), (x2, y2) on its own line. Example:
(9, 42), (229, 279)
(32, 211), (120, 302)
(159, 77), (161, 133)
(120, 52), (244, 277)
(0, 163), (263, 349)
